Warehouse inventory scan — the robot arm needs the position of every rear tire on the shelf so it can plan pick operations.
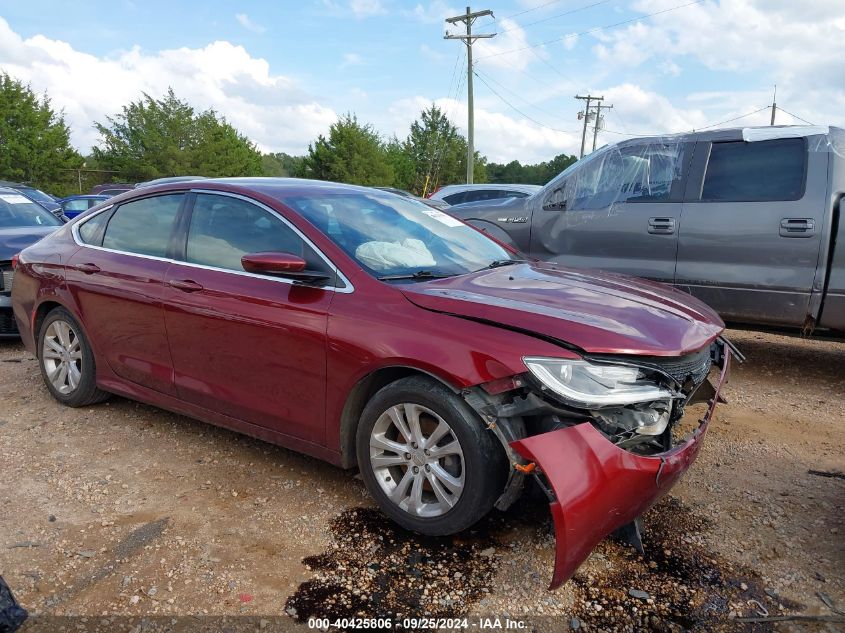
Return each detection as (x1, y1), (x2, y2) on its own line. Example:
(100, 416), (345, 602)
(38, 307), (110, 407)
(356, 375), (506, 536)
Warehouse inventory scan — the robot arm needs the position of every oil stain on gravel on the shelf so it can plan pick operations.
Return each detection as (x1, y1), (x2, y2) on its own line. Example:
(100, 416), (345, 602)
(569, 496), (802, 632)
(285, 507), (499, 625)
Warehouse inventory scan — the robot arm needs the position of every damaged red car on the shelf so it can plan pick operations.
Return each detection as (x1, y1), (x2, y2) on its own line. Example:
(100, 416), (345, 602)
(11, 179), (734, 588)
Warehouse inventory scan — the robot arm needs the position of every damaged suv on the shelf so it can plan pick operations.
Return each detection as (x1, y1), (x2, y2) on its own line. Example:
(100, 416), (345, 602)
(11, 179), (733, 588)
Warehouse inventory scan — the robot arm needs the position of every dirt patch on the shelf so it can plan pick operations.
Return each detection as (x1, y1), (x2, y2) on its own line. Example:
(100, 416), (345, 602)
(1, 328), (843, 631)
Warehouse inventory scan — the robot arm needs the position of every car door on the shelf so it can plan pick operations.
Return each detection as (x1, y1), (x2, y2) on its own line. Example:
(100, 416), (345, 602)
(676, 137), (827, 326)
(529, 140), (692, 283)
(162, 191), (337, 444)
(66, 193), (185, 394)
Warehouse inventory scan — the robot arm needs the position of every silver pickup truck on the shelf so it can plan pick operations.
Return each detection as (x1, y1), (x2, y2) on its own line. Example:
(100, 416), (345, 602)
(448, 125), (845, 334)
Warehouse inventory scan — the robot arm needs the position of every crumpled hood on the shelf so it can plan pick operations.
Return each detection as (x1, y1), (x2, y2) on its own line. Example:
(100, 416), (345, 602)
(0, 226), (57, 262)
(400, 262), (724, 356)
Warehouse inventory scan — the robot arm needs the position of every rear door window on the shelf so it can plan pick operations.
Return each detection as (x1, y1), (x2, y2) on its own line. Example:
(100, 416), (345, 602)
(701, 138), (806, 201)
(102, 194), (183, 257)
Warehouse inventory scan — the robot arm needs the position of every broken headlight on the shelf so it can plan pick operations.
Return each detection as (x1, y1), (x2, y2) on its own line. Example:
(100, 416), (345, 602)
(522, 357), (677, 409)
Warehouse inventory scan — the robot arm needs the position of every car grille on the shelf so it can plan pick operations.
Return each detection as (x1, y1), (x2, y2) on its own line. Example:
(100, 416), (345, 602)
(591, 346), (713, 388)
(0, 310), (18, 335)
(0, 263), (12, 294)
(643, 347), (712, 386)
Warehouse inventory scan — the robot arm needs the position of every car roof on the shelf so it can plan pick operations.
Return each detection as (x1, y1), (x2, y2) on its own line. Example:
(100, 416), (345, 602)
(612, 124), (841, 147)
(435, 183), (542, 193)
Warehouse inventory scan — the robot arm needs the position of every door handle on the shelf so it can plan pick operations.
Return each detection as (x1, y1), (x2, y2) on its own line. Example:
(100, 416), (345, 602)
(168, 279), (204, 293)
(648, 217), (676, 235)
(779, 218), (815, 237)
(77, 263), (101, 274)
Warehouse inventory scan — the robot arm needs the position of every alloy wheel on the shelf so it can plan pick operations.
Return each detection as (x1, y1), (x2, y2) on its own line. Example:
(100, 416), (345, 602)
(369, 403), (465, 517)
(41, 320), (83, 395)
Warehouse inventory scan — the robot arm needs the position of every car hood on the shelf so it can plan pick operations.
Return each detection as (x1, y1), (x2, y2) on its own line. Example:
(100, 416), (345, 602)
(399, 262), (724, 356)
(0, 226), (57, 261)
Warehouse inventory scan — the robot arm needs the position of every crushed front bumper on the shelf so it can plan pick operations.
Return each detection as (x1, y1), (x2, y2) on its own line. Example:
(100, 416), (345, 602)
(510, 346), (731, 590)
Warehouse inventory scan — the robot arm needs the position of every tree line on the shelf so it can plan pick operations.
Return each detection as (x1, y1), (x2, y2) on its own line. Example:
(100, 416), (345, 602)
(0, 74), (575, 197)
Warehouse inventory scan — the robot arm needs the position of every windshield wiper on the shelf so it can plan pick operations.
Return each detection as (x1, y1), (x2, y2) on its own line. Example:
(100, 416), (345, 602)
(377, 270), (456, 281)
(477, 259), (526, 271)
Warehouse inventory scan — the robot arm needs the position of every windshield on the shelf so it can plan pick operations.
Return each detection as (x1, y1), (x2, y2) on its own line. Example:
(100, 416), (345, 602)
(0, 193), (62, 228)
(281, 192), (515, 279)
(18, 187), (54, 204)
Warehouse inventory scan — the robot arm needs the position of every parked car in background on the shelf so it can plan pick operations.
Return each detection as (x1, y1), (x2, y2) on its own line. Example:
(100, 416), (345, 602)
(56, 195), (112, 219)
(12, 177), (732, 588)
(91, 183), (134, 196)
(448, 126), (845, 335)
(428, 183), (542, 206)
(135, 176), (208, 189)
(0, 186), (64, 336)
(0, 180), (62, 216)
(373, 186), (451, 210)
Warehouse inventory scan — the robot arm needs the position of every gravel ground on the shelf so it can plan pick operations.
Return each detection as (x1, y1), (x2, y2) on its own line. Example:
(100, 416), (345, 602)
(0, 328), (843, 632)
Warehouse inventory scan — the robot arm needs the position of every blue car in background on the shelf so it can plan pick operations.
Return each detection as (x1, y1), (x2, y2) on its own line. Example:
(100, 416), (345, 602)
(0, 186), (64, 336)
(56, 194), (111, 218)
(0, 180), (62, 216)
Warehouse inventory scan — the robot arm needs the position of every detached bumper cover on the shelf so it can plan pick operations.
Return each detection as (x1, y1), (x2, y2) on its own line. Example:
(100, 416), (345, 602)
(511, 348), (731, 590)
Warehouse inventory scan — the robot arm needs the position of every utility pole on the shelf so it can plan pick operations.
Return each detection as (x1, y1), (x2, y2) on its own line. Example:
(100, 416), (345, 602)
(576, 95), (602, 158)
(592, 102), (613, 152)
(770, 85), (777, 126)
(445, 6), (495, 184)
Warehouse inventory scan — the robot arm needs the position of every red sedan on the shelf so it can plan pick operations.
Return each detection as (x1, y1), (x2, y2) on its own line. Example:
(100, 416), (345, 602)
(11, 179), (732, 588)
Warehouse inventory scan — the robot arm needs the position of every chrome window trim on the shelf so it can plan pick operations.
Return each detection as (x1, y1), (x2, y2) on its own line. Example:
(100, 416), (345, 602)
(71, 192), (354, 294)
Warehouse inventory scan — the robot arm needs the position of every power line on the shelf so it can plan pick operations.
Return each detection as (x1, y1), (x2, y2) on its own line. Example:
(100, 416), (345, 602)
(477, 0), (705, 61)
(476, 0), (567, 29)
(473, 70), (578, 135)
(474, 67), (574, 123)
(496, 0), (615, 35)
(693, 106), (769, 131)
(776, 106), (814, 126)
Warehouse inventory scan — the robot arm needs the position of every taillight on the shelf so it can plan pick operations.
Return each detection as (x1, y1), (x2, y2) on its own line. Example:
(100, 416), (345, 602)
(11, 253), (19, 270)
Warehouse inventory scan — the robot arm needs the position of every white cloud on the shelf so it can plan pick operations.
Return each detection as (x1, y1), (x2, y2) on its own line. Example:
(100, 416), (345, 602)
(340, 52), (364, 69)
(235, 13), (265, 33)
(409, 1), (459, 24)
(0, 17), (336, 155)
(323, 0), (385, 18)
(474, 18), (542, 71)
(349, 0), (384, 17)
(590, 0), (845, 130)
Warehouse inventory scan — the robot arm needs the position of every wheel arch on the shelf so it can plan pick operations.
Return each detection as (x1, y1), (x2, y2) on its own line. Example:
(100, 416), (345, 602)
(337, 365), (461, 469)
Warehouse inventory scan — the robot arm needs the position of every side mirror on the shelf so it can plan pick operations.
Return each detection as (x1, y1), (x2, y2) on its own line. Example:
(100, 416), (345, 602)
(241, 251), (331, 284)
(241, 252), (306, 275)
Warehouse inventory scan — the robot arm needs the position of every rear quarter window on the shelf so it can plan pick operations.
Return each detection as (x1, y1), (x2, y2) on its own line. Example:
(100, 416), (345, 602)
(701, 138), (806, 202)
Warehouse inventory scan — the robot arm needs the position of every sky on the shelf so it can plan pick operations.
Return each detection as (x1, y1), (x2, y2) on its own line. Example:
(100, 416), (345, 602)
(1, 0), (844, 164)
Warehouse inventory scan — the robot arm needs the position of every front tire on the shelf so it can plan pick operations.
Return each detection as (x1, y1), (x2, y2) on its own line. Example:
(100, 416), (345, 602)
(38, 307), (109, 407)
(356, 375), (506, 536)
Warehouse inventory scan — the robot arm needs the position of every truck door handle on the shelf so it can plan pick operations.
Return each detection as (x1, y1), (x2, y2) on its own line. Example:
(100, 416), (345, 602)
(168, 279), (204, 293)
(779, 218), (815, 237)
(77, 263), (101, 274)
(648, 217), (676, 234)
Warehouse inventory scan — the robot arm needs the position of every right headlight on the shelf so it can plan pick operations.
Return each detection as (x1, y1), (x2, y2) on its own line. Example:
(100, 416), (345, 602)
(523, 357), (677, 409)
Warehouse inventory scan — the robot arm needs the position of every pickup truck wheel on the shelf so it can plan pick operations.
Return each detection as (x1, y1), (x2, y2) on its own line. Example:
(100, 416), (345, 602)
(38, 307), (110, 407)
(356, 375), (506, 536)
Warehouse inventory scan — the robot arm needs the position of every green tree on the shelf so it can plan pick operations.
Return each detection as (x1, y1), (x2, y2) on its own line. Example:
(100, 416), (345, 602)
(261, 152), (306, 177)
(302, 114), (393, 186)
(0, 73), (83, 195)
(487, 152), (576, 185)
(402, 104), (486, 196)
(92, 88), (261, 181)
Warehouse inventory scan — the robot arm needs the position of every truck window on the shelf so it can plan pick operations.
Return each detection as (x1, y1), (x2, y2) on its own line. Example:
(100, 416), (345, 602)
(701, 138), (806, 202)
(544, 141), (684, 211)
